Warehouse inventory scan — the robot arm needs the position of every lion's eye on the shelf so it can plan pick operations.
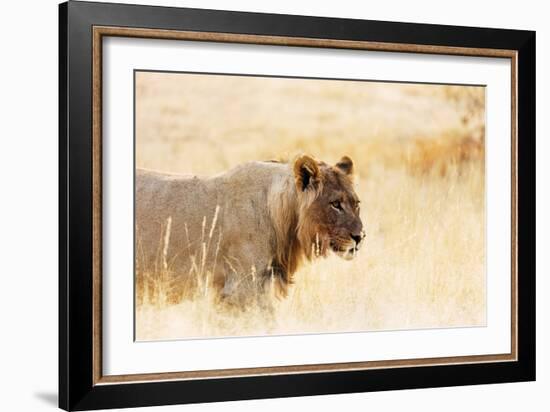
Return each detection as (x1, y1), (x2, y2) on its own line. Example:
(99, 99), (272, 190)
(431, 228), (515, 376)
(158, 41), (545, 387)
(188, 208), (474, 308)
(331, 201), (343, 211)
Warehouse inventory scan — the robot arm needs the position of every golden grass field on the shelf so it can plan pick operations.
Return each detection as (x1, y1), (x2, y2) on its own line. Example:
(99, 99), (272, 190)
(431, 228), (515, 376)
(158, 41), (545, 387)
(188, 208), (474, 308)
(135, 72), (486, 340)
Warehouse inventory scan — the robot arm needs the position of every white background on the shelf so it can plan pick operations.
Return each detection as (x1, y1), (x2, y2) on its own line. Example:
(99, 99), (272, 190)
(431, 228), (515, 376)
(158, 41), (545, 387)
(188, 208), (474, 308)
(0, 0), (546, 411)
(103, 37), (511, 375)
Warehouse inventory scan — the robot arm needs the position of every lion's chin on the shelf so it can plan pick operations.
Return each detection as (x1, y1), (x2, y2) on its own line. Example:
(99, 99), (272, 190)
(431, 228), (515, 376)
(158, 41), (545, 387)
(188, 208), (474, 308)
(330, 241), (360, 260)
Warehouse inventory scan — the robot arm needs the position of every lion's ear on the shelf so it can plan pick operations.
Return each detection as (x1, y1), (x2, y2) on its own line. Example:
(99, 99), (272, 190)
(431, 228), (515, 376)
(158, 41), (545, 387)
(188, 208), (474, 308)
(294, 155), (320, 192)
(335, 156), (354, 176)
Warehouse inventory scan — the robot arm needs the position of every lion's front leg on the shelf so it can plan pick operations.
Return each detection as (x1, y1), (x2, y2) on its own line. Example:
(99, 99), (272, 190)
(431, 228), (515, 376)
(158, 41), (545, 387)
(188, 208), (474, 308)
(216, 242), (269, 301)
(217, 256), (275, 311)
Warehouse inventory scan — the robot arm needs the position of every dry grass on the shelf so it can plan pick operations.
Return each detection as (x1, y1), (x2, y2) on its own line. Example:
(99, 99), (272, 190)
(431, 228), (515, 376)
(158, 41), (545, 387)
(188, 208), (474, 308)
(134, 72), (486, 340)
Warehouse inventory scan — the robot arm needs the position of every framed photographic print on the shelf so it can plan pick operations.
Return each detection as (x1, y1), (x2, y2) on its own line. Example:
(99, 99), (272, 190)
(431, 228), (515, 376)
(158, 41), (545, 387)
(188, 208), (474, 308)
(59, 1), (536, 410)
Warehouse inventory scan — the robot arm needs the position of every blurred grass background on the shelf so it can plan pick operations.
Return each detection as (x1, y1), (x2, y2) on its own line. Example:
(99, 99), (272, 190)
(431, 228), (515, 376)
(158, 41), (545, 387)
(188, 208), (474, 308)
(135, 72), (486, 340)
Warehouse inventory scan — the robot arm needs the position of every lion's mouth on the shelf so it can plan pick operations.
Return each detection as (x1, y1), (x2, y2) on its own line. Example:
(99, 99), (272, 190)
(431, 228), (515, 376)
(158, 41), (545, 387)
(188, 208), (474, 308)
(330, 240), (361, 260)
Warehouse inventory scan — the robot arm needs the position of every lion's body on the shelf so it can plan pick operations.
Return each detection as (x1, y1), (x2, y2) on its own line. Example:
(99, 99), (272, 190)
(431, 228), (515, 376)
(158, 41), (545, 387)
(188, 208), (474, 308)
(136, 156), (364, 305)
(137, 162), (296, 302)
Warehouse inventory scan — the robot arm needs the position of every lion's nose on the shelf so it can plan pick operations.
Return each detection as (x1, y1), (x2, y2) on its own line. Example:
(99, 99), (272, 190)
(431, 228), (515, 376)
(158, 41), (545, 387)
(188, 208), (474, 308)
(351, 233), (363, 245)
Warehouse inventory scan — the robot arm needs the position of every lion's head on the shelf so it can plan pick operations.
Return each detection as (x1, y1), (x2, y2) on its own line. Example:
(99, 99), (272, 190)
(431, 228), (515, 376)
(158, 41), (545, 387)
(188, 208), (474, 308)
(293, 154), (365, 261)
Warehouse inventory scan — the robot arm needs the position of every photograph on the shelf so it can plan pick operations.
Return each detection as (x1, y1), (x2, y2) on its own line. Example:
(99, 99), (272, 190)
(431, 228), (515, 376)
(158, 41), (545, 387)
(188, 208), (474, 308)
(134, 71), (487, 341)
(54, 2), (536, 409)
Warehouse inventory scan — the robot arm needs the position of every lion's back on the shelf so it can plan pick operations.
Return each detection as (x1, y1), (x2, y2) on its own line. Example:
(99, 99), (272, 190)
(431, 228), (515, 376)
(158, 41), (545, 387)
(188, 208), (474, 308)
(136, 168), (217, 232)
(136, 163), (286, 228)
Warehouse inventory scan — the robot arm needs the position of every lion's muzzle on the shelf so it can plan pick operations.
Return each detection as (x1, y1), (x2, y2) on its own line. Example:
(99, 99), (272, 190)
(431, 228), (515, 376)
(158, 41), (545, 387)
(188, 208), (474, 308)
(330, 230), (365, 260)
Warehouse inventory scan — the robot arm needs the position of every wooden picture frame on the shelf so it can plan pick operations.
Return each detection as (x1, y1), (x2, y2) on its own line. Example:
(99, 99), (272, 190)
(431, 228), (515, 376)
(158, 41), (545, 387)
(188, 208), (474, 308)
(59, 1), (535, 410)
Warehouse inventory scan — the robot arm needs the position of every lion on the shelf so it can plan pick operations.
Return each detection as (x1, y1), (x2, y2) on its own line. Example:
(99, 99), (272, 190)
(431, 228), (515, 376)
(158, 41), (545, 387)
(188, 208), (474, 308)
(136, 154), (365, 305)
